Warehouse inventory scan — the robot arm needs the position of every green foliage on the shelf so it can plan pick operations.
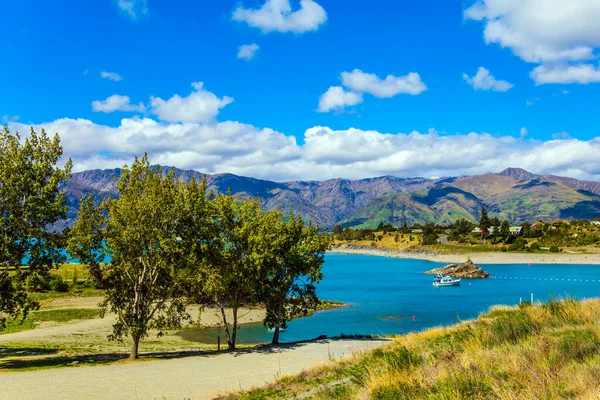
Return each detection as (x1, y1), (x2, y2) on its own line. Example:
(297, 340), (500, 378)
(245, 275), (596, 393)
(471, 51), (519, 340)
(479, 206), (491, 232)
(0, 126), (72, 329)
(203, 194), (266, 350)
(499, 220), (510, 241)
(550, 245), (560, 253)
(422, 234), (438, 246)
(255, 212), (330, 344)
(530, 242), (541, 251)
(68, 155), (195, 358)
(507, 238), (526, 251)
(49, 276), (69, 292)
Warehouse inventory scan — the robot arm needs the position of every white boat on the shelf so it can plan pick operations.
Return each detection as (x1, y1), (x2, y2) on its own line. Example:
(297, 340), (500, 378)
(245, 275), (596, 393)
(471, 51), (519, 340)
(433, 274), (461, 287)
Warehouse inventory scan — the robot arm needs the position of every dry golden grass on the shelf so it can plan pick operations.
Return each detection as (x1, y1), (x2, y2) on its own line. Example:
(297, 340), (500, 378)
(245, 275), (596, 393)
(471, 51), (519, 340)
(228, 297), (600, 400)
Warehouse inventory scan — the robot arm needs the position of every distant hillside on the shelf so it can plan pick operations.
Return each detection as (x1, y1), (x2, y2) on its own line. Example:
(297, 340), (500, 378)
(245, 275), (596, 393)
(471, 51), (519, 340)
(60, 167), (600, 229)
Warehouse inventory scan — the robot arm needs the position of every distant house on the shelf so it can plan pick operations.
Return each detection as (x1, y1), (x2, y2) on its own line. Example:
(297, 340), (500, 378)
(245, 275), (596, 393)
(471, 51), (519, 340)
(591, 221), (600, 226)
(531, 222), (544, 231)
(471, 226), (498, 237)
(510, 226), (524, 236)
(472, 226), (522, 236)
(412, 229), (423, 233)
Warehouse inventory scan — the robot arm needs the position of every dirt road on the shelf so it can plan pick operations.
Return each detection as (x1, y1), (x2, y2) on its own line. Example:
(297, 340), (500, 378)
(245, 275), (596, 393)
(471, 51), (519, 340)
(0, 338), (389, 400)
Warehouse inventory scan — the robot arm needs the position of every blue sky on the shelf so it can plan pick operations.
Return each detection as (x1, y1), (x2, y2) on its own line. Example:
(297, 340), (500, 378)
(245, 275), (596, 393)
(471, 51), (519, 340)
(2, 0), (600, 180)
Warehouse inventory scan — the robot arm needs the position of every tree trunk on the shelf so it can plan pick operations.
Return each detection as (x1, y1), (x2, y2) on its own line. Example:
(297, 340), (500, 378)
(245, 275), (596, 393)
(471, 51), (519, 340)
(130, 334), (141, 359)
(271, 324), (281, 345)
(229, 306), (238, 350)
(271, 305), (282, 345)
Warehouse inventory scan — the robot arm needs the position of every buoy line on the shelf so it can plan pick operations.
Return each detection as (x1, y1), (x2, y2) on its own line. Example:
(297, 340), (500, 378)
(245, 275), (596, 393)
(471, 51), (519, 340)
(490, 276), (595, 282)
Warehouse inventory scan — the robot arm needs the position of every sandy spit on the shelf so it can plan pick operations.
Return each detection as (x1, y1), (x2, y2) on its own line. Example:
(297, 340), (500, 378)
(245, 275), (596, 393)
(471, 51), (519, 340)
(329, 247), (600, 265)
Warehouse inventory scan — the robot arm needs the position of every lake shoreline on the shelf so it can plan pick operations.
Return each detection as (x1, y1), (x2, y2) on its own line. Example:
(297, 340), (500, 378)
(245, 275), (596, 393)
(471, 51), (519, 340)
(329, 246), (600, 265)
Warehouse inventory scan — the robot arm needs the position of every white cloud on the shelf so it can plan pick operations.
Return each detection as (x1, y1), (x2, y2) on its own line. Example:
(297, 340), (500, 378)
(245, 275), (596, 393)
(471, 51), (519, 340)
(101, 71), (123, 81)
(1, 115), (19, 123)
(116, 0), (148, 19)
(341, 69), (427, 97)
(92, 95), (146, 113)
(232, 0), (327, 34)
(552, 132), (571, 140)
(530, 64), (600, 85)
(149, 82), (234, 124)
(317, 86), (362, 113)
(520, 127), (528, 138)
(318, 69), (427, 113)
(9, 117), (600, 182)
(464, 0), (600, 64)
(462, 67), (514, 91)
(237, 43), (260, 60)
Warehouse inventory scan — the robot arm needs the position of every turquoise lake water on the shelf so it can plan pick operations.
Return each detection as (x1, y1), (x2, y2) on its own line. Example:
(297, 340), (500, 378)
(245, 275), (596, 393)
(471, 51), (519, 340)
(187, 253), (600, 344)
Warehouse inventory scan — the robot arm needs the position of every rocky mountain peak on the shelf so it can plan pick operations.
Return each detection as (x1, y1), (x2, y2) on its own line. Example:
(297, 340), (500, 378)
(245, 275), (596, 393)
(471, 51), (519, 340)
(498, 168), (537, 181)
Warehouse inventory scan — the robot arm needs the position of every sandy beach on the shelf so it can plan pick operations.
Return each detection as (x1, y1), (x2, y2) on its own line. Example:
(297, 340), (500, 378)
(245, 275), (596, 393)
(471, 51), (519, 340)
(329, 246), (600, 265)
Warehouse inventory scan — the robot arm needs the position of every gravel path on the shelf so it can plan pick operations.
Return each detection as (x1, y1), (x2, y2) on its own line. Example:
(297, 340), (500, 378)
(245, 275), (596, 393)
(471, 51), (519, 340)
(0, 338), (389, 400)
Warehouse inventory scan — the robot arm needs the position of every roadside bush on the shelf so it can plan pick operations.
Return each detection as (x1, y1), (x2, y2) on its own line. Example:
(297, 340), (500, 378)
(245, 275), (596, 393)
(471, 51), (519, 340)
(500, 246), (507, 252)
(550, 245), (560, 253)
(25, 272), (50, 292)
(530, 242), (541, 251)
(508, 238), (526, 252)
(422, 234), (438, 246)
(49, 276), (69, 292)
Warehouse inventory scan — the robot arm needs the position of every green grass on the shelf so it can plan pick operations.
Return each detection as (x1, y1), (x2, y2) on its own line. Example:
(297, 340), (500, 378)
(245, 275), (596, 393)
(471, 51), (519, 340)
(224, 297), (600, 399)
(1, 308), (103, 335)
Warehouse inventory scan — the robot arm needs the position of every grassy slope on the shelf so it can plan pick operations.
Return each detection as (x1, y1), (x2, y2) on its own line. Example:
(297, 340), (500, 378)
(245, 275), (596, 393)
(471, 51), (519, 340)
(224, 298), (600, 399)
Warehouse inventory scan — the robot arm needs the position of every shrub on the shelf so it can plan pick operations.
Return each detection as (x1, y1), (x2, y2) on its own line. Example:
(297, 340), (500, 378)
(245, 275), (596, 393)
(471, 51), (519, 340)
(530, 242), (541, 251)
(25, 272), (50, 292)
(49, 276), (70, 292)
(422, 234), (438, 246)
(550, 245), (560, 253)
(500, 246), (507, 252)
(507, 238), (526, 251)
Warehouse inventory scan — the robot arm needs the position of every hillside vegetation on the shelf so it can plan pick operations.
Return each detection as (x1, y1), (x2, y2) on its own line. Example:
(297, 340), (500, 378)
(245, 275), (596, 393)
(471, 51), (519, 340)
(61, 167), (600, 230)
(224, 297), (600, 399)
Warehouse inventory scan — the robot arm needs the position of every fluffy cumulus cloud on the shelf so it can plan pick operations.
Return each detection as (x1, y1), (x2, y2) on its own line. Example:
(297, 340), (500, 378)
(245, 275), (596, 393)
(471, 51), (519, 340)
(317, 86), (363, 113)
(237, 43), (260, 60)
(149, 82), (234, 124)
(462, 67), (514, 91)
(341, 69), (427, 97)
(530, 64), (600, 85)
(318, 69), (427, 113)
(101, 71), (123, 81)
(464, 0), (600, 84)
(116, 0), (148, 19)
(92, 94), (146, 113)
(232, 0), (327, 34)
(8, 117), (600, 182)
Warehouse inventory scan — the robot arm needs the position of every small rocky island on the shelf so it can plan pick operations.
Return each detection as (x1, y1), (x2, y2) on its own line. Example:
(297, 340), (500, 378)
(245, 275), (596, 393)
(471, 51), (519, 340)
(425, 259), (490, 279)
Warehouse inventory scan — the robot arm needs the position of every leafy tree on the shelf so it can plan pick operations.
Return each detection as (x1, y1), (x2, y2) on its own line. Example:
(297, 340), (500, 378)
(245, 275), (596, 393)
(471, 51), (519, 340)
(68, 156), (192, 359)
(332, 224), (342, 235)
(0, 127), (72, 329)
(257, 212), (330, 344)
(204, 194), (265, 350)
(479, 206), (491, 233)
(499, 220), (511, 242)
(490, 217), (501, 228)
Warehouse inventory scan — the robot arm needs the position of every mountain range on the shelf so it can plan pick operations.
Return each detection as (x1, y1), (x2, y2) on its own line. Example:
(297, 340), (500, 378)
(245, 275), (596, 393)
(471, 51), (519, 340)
(61, 167), (600, 230)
